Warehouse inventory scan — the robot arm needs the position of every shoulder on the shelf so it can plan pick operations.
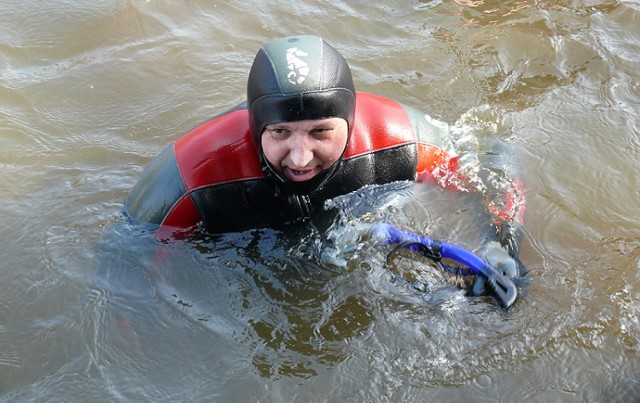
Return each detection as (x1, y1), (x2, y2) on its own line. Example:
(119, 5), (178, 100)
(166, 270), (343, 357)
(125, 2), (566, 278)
(345, 93), (413, 158)
(125, 144), (186, 225)
(347, 92), (449, 156)
(125, 104), (265, 227)
(346, 92), (446, 157)
(174, 104), (265, 190)
(398, 102), (448, 148)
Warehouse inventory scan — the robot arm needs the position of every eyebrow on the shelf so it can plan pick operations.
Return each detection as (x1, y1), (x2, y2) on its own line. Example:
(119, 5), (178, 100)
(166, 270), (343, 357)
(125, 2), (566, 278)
(265, 118), (341, 132)
(266, 123), (291, 129)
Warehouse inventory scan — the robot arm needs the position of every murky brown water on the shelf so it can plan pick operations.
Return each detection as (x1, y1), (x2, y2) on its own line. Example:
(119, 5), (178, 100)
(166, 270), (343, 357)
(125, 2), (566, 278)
(1, 0), (639, 401)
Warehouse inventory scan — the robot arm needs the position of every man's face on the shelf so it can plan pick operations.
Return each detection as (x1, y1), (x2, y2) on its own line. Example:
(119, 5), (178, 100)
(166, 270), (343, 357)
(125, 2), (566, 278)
(261, 117), (348, 182)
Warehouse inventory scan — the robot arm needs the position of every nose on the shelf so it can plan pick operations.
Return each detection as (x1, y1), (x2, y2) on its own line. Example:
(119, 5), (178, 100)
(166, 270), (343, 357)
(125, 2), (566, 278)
(288, 133), (314, 168)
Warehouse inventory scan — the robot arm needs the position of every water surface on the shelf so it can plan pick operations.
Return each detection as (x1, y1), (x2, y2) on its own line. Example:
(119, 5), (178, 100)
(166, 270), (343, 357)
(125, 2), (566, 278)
(1, 0), (639, 401)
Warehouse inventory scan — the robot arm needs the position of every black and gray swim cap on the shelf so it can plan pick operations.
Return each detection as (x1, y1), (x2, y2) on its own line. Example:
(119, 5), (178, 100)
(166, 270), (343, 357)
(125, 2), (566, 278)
(247, 35), (356, 151)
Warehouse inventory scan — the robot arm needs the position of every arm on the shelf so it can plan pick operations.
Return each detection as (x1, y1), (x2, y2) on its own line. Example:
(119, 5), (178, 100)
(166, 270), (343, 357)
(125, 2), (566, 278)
(124, 144), (201, 240)
(405, 105), (526, 257)
(470, 138), (526, 256)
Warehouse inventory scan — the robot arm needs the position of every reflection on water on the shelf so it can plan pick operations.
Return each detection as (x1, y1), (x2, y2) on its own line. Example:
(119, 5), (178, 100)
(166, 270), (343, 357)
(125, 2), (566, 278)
(2, 0), (640, 400)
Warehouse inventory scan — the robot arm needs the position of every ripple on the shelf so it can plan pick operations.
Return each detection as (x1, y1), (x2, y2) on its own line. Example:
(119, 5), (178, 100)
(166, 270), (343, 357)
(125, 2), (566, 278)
(2, 0), (640, 400)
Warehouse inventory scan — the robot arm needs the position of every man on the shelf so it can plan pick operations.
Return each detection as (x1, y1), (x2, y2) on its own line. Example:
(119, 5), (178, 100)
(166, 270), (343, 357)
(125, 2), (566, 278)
(124, 35), (526, 282)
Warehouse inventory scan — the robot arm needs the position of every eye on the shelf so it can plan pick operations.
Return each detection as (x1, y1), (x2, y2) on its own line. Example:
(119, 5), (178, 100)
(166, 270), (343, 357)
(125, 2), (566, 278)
(311, 127), (332, 135)
(267, 127), (288, 136)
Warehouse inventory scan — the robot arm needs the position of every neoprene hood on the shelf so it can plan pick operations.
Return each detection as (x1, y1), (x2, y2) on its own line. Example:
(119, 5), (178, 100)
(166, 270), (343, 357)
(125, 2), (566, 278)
(247, 35), (356, 152)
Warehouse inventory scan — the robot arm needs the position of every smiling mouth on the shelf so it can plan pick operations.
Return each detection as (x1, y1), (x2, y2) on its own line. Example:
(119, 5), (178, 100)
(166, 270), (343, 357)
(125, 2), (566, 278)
(285, 167), (318, 181)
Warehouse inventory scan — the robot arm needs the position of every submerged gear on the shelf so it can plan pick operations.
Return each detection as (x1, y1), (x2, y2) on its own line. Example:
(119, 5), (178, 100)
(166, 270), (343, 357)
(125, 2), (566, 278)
(377, 223), (521, 308)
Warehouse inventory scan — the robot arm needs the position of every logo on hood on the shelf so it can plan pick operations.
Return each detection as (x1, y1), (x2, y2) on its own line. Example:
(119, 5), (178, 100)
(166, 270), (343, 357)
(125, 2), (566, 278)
(286, 47), (310, 85)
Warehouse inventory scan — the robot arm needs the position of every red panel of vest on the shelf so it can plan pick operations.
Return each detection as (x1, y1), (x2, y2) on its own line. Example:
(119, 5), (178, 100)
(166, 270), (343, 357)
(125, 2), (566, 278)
(345, 92), (415, 159)
(174, 109), (265, 191)
(173, 93), (425, 194)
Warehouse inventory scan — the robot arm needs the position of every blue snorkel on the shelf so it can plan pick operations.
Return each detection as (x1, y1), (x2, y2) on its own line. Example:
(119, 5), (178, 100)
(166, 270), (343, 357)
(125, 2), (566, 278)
(374, 223), (518, 308)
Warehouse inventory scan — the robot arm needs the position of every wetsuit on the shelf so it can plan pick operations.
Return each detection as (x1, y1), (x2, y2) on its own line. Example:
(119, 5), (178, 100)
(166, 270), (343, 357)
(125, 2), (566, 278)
(125, 92), (463, 238)
(124, 35), (525, 250)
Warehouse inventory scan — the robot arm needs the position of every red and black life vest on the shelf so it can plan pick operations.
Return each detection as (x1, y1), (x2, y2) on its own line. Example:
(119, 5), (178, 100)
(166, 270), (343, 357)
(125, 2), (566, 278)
(125, 92), (470, 239)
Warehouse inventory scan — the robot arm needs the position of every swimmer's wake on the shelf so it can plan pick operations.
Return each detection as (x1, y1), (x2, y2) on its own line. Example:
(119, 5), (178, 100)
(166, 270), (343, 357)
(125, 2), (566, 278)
(374, 223), (519, 308)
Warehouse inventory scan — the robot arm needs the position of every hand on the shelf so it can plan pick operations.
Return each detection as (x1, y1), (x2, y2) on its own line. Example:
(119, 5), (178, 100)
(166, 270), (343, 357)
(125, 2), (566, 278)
(318, 223), (365, 267)
(471, 241), (527, 296)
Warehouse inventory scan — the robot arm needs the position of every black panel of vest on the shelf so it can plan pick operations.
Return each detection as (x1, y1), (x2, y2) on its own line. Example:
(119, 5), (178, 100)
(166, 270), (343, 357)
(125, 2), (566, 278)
(191, 142), (417, 234)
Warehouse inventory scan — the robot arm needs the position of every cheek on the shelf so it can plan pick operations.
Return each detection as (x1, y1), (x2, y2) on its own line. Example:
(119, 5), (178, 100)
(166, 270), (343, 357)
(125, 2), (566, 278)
(261, 135), (285, 167)
(318, 146), (341, 166)
(321, 134), (348, 165)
